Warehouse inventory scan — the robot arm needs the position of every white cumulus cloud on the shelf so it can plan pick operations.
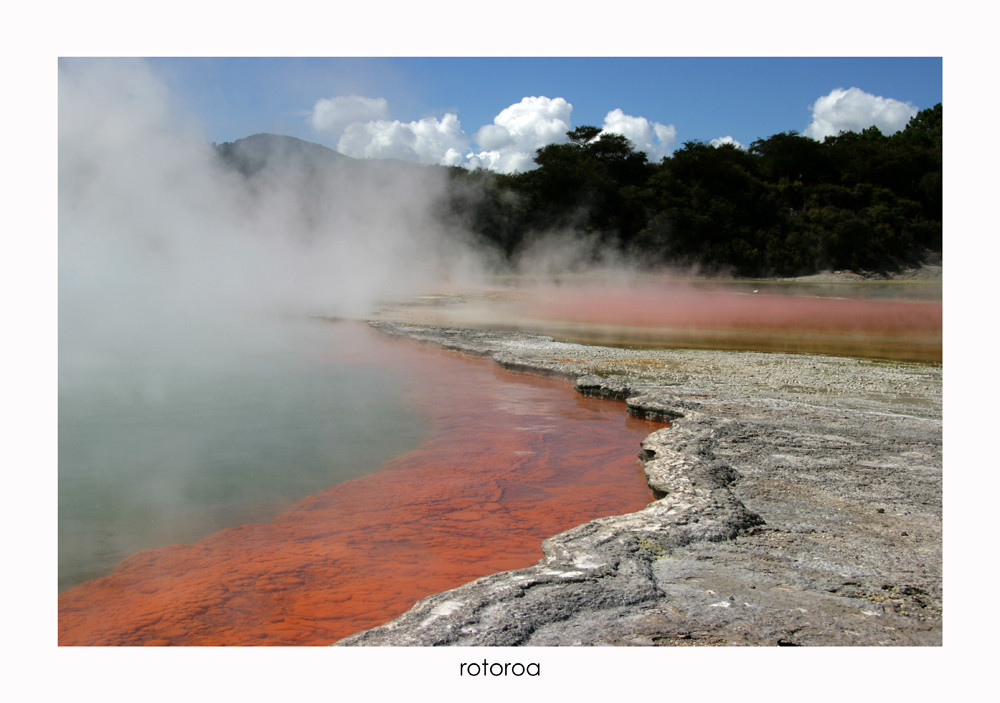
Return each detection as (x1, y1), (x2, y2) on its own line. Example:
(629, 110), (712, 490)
(600, 108), (677, 159)
(709, 135), (744, 149)
(307, 94), (684, 173)
(804, 87), (918, 141)
(337, 113), (470, 166)
(309, 95), (390, 140)
(470, 96), (574, 173)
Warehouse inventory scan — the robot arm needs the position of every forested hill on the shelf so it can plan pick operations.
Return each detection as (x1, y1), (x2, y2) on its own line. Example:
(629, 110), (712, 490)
(445, 103), (942, 277)
(215, 104), (942, 278)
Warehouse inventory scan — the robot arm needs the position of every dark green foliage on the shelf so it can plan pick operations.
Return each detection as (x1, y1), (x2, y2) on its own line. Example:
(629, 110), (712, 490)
(457, 104), (942, 276)
(438, 167), (528, 259)
(511, 131), (655, 257)
(215, 108), (943, 278)
(749, 131), (831, 185)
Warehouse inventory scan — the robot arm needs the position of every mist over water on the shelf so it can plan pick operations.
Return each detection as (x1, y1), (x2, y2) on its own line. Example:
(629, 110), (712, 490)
(57, 59), (942, 595)
(58, 322), (429, 591)
(59, 59), (485, 340)
(57, 59), (486, 590)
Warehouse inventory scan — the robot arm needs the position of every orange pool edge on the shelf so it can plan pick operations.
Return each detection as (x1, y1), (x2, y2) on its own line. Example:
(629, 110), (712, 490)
(58, 332), (666, 646)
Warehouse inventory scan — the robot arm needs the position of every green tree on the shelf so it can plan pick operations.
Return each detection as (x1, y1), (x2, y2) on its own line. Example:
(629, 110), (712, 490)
(647, 141), (783, 275)
(518, 128), (653, 250)
(749, 131), (830, 186)
(441, 104), (942, 276)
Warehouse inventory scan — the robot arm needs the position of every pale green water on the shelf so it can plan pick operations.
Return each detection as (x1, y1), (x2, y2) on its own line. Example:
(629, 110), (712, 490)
(58, 320), (428, 592)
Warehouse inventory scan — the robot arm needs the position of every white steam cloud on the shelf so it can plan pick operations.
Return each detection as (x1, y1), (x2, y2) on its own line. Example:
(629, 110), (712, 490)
(59, 58), (483, 363)
(804, 87), (918, 141)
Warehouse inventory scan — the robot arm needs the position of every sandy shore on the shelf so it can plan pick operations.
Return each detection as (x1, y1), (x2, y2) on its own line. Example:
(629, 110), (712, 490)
(337, 321), (941, 646)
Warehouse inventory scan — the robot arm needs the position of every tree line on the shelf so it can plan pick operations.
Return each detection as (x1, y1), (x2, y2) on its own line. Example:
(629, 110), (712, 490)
(441, 103), (942, 277)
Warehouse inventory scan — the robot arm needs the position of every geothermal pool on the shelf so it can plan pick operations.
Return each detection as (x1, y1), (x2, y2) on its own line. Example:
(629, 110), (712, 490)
(58, 321), (430, 592)
(58, 321), (663, 645)
(58, 275), (941, 645)
(378, 276), (943, 363)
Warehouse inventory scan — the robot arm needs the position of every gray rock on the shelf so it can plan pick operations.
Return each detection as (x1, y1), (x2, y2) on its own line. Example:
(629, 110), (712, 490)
(336, 322), (941, 646)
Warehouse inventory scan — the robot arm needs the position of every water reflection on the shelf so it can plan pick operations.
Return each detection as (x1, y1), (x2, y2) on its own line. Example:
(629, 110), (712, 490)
(59, 331), (665, 645)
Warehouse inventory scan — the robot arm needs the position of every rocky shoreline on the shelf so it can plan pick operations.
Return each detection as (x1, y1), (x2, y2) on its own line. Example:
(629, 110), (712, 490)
(335, 321), (941, 646)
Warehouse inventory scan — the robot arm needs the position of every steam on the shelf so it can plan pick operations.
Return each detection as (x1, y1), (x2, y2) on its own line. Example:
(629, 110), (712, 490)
(511, 230), (636, 280)
(58, 58), (498, 589)
(59, 58), (484, 363)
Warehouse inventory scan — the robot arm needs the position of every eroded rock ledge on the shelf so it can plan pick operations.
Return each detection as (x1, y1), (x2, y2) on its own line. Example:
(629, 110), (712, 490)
(335, 322), (941, 646)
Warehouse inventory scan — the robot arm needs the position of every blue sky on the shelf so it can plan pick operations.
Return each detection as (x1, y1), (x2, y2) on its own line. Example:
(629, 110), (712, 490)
(144, 57), (941, 172)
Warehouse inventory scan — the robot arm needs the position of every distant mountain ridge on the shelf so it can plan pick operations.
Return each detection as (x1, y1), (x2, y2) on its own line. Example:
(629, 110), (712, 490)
(213, 133), (445, 180)
(211, 106), (943, 278)
(214, 133), (353, 178)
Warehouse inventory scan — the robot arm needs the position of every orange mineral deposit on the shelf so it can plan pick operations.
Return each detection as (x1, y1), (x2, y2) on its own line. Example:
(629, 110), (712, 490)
(58, 329), (663, 646)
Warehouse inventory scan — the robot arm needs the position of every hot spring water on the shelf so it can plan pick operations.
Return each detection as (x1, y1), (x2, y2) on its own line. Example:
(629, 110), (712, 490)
(58, 320), (429, 592)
